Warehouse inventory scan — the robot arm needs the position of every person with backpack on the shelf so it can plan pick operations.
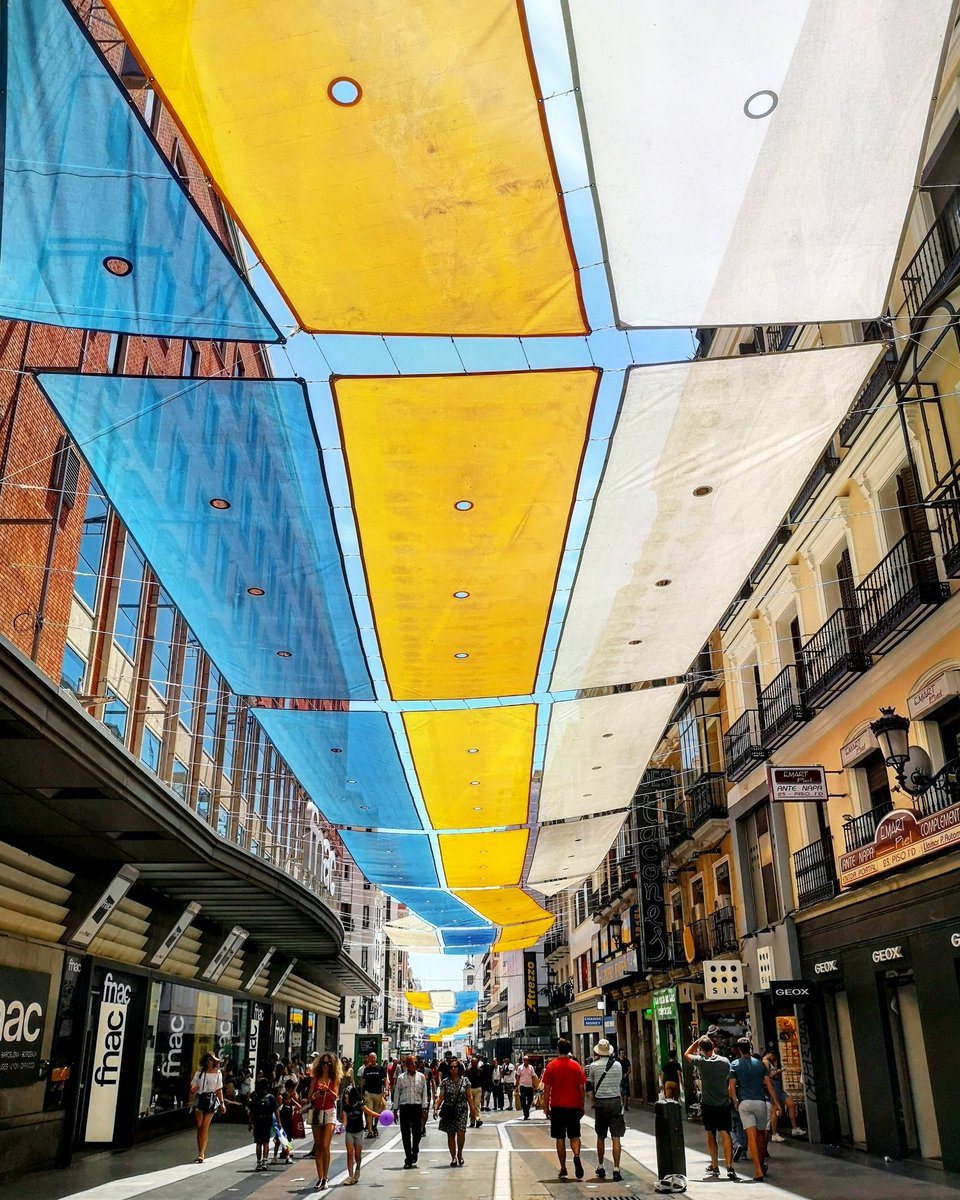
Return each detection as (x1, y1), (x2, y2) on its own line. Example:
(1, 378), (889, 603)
(248, 1077), (279, 1172)
(340, 1079), (381, 1184)
(587, 1040), (625, 1182)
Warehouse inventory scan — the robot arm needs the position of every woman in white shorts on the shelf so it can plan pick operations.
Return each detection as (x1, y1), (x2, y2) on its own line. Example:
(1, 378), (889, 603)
(308, 1053), (342, 1190)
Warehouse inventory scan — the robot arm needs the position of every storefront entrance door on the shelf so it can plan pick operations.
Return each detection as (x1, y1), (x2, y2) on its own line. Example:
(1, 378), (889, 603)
(888, 979), (941, 1160)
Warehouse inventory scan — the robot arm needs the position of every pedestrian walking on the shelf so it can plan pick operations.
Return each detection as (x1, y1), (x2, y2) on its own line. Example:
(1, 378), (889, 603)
(492, 1058), (504, 1110)
(542, 1037), (587, 1181)
(275, 1079), (301, 1163)
(465, 1055), (483, 1127)
(763, 1049), (806, 1142)
(308, 1051), (343, 1191)
(660, 1050), (682, 1100)
(728, 1039), (780, 1184)
(189, 1052), (226, 1163)
(361, 1053), (388, 1137)
(480, 1055), (494, 1111)
(684, 1036), (739, 1182)
(248, 1076), (279, 1172)
(617, 1050), (632, 1111)
(516, 1055), (540, 1120)
(434, 1058), (475, 1167)
(501, 1058), (516, 1109)
(587, 1039), (625, 1182)
(341, 1081), (380, 1185)
(394, 1055), (430, 1168)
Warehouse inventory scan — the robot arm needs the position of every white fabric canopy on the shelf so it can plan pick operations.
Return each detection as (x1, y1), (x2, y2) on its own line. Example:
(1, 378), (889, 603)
(384, 916), (442, 953)
(552, 346), (881, 691)
(568, 0), (951, 327)
(538, 686), (684, 821)
(528, 812), (628, 889)
(532, 876), (587, 898)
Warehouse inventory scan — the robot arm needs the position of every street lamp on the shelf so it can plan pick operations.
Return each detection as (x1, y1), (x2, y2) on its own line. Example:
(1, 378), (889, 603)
(607, 912), (624, 948)
(870, 706), (947, 796)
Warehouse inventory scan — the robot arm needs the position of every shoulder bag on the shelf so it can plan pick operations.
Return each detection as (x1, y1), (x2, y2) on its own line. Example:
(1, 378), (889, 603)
(439, 1080), (461, 1123)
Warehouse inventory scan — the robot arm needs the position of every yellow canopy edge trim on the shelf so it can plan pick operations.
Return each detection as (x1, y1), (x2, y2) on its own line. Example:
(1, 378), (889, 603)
(335, 371), (599, 700)
(103, 0), (586, 337)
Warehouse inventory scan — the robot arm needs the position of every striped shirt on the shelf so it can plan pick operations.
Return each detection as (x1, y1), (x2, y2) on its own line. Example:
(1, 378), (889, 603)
(394, 1070), (429, 1109)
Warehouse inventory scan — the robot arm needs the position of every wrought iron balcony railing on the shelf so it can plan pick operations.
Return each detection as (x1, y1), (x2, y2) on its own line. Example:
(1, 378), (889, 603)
(901, 187), (960, 323)
(799, 607), (870, 708)
(838, 346), (897, 447)
(856, 534), (946, 655)
(668, 927), (686, 966)
(664, 804), (692, 852)
(842, 798), (895, 854)
(544, 922), (567, 958)
(689, 772), (727, 829)
(711, 905), (739, 954)
(927, 472), (960, 578)
(723, 709), (767, 782)
(758, 663), (810, 751)
(687, 918), (711, 962)
(793, 837), (838, 909)
(912, 770), (960, 818)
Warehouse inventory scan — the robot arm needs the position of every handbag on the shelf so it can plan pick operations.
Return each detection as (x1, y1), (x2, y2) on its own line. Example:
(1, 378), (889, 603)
(439, 1080), (462, 1122)
(197, 1090), (218, 1113)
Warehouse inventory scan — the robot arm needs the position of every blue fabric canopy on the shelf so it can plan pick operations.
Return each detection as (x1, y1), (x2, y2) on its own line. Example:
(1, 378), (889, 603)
(386, 888), (492, 931)
(1, 0), (279, 341)
(441, 933), (493, 952)
(37, 374), (371, 699)
(252, 709), (422, 829)
(339, 831), (439, 889)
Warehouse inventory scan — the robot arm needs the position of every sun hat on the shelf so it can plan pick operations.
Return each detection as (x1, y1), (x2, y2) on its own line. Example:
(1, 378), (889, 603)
(594, 1039), (613, 1057)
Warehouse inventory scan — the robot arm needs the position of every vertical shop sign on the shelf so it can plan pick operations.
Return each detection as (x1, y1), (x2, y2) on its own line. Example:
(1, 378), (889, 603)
(248, 1002), (267, 1073)
(44, 953), (86, 1111)
(84, 970), (134, 1141)
(523, 953), (539, 1027)
(0, 965), (49, 1088)
(635, 772), (669, 969)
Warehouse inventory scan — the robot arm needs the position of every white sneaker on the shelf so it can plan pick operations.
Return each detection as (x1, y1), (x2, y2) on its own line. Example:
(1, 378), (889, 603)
(792, 1128), (806, 1137)
(771, 1134), (786, 1143)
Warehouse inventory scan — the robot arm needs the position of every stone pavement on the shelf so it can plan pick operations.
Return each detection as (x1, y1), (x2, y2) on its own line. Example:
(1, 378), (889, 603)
(3, 1104), (958, 1200)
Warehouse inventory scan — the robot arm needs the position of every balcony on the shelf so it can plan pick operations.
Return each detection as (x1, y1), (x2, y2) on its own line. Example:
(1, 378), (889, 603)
(856, 534), (946, 655)
(723, 710), (767, 782)
(927, 472), (960, 578)
(799, 608), (870, 708)
(689, 772), (727, 832)
(548, 980), (574, 1010)
(793, 837), (838, 908)
(668, 927), (686, 966)
(912, 771), (960, 819)
(758, 664), (810, 751)
(788, 453), (841, 525)
(839, 346), (897, 447)
(687, 918), (711, 961)
(665, 803), (692, 853)
(711, 905), (739, 954)
(544, 921), (568, 959)
(901, 187), (960, 324)
(842, 798), (895, 854)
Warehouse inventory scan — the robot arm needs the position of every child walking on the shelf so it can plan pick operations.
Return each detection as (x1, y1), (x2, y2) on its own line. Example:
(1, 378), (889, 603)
(275, 1079), (301, 1162)
(341, 1081), (380, 1184)
(248, 1077), (279, 1172)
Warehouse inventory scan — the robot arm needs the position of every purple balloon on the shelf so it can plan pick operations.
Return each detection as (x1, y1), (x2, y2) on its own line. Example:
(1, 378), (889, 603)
(379, 1110), (395, 1127)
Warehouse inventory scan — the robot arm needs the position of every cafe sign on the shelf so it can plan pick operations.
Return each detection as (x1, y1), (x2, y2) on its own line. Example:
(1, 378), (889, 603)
(839, 800), (960, 887)
(767, 765), (829, 802)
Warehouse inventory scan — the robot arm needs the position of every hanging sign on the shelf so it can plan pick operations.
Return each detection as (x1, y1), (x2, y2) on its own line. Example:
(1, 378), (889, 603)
(84, 970), (136, 1142)
(523, 952), (539, 1027)
(839, 801), (960, 887)
(767, 765), (829, 802)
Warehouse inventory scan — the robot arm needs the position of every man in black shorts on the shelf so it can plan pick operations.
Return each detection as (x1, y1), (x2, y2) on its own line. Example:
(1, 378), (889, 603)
(542, 1039), (587, 1181)
(684, 1036), (738, 1182)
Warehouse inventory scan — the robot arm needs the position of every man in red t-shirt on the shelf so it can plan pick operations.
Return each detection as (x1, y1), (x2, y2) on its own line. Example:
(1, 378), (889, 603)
(542, 1039), (587, 1181)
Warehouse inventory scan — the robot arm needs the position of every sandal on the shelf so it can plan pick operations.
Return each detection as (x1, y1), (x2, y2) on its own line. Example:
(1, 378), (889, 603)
(450, 1160), (457, 1168)
(458, 1157), (464, 1166)
(195, 1157), (204, 1164)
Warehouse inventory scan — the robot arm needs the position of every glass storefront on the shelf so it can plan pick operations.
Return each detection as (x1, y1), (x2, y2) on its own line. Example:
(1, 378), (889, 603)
(145, 981), (233, 1116)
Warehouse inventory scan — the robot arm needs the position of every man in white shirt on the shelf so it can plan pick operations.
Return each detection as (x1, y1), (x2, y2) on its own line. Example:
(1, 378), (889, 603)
(500, 1060), (516, 1109)
(394, 1056), (429, 1168)
(587, 1040), (624, 1181)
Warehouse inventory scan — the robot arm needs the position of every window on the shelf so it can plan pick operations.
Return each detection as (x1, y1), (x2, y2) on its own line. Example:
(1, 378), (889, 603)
(179, 648), (199, 731)
(202, 666), (222, 760)
(742, 802), (782, 928)
(575, 951), (591, 992)
(60, 645), (86, 695)
(678, 695), (723, 788)
(362, 879), (371, 891)
(361, 947), (369, 972)
(171, 758), (188, 801)
(75, 486), (108, 610)
(113, 539), (145, 660)
(233, 350), (246, 378)
(217, 806), (229, 837)
(362, 905), (370, 930)
(573, 882), (590, 927)
(197, 786), (211, 820)
(105, 333), (128, 373)
(690, 874), (705, 919)
(142, 87), (158, 129)
(150, 596), (175, 701)
(104, 692), (128, 742)
(859, 751), (892, 815)
(714, 859), (732, 909)
(186, 340), (201, 376)
(237, 824), (247, 848)
(140, 728), (162, 773)
(172, 138), (190, 187)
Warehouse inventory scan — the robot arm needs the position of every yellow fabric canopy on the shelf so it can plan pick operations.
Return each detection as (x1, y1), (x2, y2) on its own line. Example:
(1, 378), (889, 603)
(335, 371), (598, 700)
(404, 991), (432, 1012)
(404, 706), (536, 830)
(439, 830), (529, 889)
(442, 1011), (477, 1035)
(454, 888), (551, 927)
(494, 916), (555, 951)
(104, 0), (585, 336)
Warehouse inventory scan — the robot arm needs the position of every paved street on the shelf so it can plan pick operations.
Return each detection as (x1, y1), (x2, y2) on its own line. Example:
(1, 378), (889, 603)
(6, 1107), (957, 1200)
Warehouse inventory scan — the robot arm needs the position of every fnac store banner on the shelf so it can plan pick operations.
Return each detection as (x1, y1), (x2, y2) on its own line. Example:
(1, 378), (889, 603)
(83, 967), (145, 1144)
(0, 964), (49, 1088)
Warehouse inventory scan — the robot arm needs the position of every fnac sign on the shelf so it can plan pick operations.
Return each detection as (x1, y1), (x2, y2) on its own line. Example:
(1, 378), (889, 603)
(0, 966), (48, 1089)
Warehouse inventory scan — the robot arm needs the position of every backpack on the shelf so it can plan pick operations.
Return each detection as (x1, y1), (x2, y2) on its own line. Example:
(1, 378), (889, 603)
(249, 1092), (275, 1121)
